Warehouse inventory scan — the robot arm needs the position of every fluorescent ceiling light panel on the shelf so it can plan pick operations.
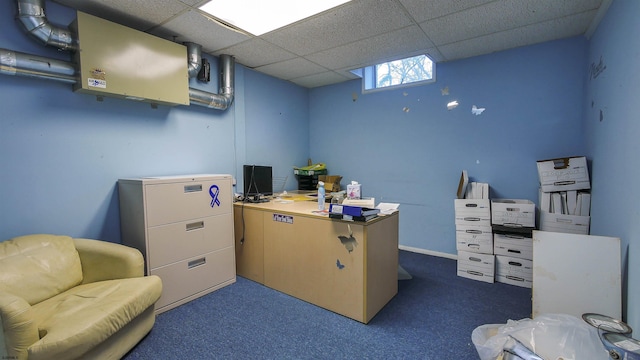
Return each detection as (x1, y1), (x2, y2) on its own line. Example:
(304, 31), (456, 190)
(199, 0), (351, 36)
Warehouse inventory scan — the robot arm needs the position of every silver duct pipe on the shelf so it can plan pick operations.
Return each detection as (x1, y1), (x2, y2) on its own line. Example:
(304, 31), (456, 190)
(0, 48), (76, 83)
(188, 54), (235, 110)
(185, 42), (202, 78)
(16, 0), (77, 52)
(219, 54), (234, 101)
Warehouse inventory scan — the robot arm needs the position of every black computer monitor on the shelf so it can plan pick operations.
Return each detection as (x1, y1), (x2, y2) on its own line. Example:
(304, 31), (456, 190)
(243, 165), (273, 198)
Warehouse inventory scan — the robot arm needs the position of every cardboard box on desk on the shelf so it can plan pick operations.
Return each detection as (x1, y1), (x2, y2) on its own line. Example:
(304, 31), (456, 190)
(319, 175), (342, 192)
(537, 156), (590, 192)
(491, 199), (535, 228)
(457, 250), (495, 283)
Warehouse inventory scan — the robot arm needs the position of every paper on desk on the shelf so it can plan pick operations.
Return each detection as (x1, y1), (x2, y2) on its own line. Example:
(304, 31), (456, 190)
(376, 203), (399, 215)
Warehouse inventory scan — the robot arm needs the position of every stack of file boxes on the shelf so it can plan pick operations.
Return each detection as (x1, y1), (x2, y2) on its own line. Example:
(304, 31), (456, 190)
(491, 199), (536, 288)
(455, 171), (495, 283)
(537, 156), (591, 235)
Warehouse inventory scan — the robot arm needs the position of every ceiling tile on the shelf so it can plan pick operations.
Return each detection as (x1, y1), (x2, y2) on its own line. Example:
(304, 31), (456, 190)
(211, 38), (297, 68)
(255, 58), (327, 81)
(289, 71), (352, 88)
(178, 0), (207, 6)
(262, 0), (415, 56)
(438, 11), (597, 60)
(306, 25), (434, 71)
(148, 10), (250, 50)
(53, 0), (188, 31)
(398, 0), (496, 22)
(421, 0), (602, 46)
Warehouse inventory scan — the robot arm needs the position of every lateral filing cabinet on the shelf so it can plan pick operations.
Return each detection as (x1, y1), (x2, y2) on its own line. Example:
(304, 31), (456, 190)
(118, 174), (236, 314)
(454, 199), (495, 283)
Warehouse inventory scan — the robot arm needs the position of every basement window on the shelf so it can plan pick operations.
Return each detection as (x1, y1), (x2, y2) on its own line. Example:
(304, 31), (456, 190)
(354, 54), (435, 93)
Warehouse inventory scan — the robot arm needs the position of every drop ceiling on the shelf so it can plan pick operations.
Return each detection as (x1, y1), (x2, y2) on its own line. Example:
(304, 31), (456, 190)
(52, 0), (608, 88)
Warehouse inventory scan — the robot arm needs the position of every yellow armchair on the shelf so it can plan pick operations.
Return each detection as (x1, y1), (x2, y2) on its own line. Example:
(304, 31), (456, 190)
(0, 234), (162, 360)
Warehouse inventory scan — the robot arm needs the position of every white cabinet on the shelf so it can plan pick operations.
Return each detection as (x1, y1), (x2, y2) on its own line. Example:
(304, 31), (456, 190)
(119, 174), (236, 313)
(532, 230), (621, 319)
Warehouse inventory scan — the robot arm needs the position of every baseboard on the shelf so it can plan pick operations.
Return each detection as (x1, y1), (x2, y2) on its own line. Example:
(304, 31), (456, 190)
(399, 245), (457, 260)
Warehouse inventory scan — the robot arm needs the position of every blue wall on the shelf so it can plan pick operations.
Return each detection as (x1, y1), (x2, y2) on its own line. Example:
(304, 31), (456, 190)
(242, 70), (310, 188)
(0, 0), (309, 242)
(309, 37), (587, 255)
(585, 0), (640, 334)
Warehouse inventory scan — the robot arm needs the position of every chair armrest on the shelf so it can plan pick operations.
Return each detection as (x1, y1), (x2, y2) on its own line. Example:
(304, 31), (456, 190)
(0, 291), (39, 360)
(73, 238), (145, 284)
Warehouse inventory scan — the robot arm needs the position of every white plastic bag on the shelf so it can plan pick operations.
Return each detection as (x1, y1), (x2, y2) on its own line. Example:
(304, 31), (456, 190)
(472, 313), (609, 360)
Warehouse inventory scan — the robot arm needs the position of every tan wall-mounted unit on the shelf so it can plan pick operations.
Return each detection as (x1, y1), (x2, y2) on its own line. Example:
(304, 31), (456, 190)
(71, 11), (189, 106)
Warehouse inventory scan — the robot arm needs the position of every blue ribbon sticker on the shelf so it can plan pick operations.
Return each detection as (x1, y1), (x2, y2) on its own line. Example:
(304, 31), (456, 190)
(209, 185), (221, 207)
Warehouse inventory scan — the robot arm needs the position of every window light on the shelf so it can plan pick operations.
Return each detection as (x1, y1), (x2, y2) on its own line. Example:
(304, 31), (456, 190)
(199, 0), (352, 36)
(353, 54), (435, 93)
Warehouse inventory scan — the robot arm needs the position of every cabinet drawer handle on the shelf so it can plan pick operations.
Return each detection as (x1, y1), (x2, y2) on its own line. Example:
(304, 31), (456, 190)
(184, 184), (203, 193)
(505, 234), (525, 239)
(188, 257), (206, 269)
(186, 221), (204, 231)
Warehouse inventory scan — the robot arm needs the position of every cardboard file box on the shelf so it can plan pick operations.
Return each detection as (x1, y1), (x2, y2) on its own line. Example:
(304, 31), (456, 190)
(491, 199), (535, 228)
(537, 156), (590, 192)
(496, 255), (533, 288)
(457, 250), (494, 283)
(454, 199), (491, 226)
(493, 233), (533, 260)
(540, 211), (590, 235)
(456, 225), (493, 254)
(318, 175), (342, 192)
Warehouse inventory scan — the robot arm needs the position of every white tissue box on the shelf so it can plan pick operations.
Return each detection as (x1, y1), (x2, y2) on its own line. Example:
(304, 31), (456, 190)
(347, 183), (361, 199)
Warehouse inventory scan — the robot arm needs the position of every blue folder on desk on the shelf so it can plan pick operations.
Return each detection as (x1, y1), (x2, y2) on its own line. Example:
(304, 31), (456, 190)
(329, 204), (380, 217)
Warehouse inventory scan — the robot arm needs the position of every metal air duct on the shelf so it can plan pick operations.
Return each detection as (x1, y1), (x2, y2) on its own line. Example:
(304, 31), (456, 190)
(16, 0), (77, 51)
(185, 42), (202, 79)
(188, 54), (235, 110)
(0, 48), (76, 83)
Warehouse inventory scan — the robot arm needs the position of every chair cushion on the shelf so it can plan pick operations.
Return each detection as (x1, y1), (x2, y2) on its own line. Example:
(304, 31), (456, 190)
(0, 234), (83, 305)
(29, 276), (162, 360)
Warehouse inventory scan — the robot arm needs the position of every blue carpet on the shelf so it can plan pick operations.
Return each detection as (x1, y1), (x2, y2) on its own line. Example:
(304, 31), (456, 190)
(123, 250), (531, 359)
